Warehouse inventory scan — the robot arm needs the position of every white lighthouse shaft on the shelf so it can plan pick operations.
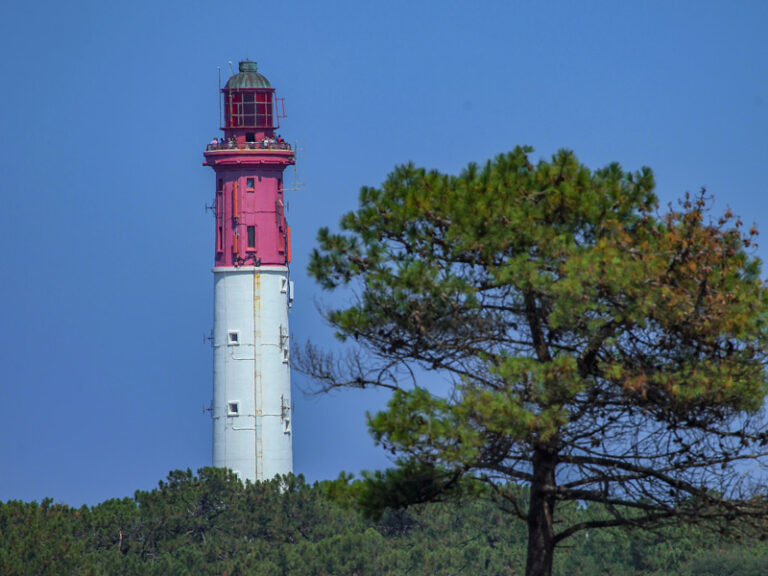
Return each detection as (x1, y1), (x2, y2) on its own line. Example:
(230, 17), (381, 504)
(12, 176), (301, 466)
(212, 266), (293, 482)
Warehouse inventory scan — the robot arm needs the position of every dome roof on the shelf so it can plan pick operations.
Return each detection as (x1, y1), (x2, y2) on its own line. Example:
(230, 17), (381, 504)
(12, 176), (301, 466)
(224, 61), (272, 90)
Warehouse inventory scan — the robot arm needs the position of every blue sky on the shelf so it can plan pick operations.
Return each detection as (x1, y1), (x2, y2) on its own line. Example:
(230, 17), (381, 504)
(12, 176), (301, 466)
(1, 1), (766, 505)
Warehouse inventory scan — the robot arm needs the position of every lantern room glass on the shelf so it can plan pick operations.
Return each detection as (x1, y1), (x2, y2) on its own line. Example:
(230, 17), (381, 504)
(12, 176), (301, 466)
(225, 90), (275, 129)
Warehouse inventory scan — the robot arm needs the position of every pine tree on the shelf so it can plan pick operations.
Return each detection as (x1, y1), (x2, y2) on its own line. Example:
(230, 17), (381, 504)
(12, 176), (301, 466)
(300, 146), (768, 576)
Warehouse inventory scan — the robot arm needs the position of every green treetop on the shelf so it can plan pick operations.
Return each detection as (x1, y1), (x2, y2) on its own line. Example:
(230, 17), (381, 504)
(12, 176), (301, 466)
(301, 147), (768, 576)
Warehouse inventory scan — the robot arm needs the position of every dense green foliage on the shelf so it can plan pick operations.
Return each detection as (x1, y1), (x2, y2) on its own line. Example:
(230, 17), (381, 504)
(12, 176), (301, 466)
(1, 468), (766, 575)
(302, 147), (768, 575)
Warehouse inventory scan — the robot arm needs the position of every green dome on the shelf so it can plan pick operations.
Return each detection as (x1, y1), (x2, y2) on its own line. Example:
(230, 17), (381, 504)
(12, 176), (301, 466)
(225, 60), (272, 90)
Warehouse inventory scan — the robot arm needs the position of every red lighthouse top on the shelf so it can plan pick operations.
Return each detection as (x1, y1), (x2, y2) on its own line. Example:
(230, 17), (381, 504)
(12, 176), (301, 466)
(204, 61), (295, 269)
(222, 60), (282, 145)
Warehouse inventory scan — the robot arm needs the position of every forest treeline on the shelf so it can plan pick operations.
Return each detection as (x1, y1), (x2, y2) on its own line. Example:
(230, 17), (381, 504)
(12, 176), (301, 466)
(1, 468), (766, 576)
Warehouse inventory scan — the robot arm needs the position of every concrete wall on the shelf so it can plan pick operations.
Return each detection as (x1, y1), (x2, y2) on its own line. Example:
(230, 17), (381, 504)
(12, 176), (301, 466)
(212, 266), (293, 482)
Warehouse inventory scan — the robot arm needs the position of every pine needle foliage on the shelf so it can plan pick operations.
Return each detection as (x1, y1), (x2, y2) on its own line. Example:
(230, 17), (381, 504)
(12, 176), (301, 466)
(300, 147), (768, 576)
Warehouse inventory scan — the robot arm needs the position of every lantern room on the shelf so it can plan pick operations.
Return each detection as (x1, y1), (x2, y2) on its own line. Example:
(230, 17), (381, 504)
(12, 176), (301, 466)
(222, 60), (285, 144)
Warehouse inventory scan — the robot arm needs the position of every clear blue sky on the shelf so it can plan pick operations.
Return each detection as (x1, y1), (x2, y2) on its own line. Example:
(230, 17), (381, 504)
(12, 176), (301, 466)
(1, 1), (766, 505)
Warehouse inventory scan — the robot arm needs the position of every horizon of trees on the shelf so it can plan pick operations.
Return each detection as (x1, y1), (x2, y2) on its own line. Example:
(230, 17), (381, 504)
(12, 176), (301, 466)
(1, 467), (767, 576)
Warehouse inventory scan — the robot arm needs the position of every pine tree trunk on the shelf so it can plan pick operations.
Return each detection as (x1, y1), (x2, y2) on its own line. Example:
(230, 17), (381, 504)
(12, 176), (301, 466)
(525, 447), (557, 576)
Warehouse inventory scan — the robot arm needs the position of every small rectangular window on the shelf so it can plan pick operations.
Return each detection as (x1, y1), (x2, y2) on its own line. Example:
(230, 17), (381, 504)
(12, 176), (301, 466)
(247, 226), (256, 249)
(217, 226), (223, 252)
(218, 179), (223, 191)
(246, 177), (255, 190)
(228, 402), (240, 416)
(228, 331), (240, 345)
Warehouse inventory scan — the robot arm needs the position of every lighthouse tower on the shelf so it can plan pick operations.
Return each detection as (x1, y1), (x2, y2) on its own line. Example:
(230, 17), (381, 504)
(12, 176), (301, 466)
(203, 61), (294, 482)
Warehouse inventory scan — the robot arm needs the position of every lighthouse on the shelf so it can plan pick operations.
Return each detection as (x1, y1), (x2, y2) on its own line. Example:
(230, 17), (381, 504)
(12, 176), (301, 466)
(203, 61), (294, 482)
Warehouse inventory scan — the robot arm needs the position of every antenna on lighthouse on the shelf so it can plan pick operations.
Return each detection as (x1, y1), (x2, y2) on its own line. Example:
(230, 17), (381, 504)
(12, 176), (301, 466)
(217, 66), (222, 129)
(283, 141), (305, 193)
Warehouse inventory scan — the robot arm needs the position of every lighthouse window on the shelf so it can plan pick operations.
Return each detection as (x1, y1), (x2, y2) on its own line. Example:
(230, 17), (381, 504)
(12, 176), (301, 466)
(247, 226), (256, 249)
(256, 91), (273, 128)
(246, 177), (255, 190)
(228, 402), (240, 416)
(242, 93), (256, 126)
(228, 331), (240, 345)
(227, 90), (274, 129)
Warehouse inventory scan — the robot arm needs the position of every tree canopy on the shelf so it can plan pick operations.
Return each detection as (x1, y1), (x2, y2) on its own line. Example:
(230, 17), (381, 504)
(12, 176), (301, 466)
(301, 147), (768, 576)
(3, 468), (768, 575)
